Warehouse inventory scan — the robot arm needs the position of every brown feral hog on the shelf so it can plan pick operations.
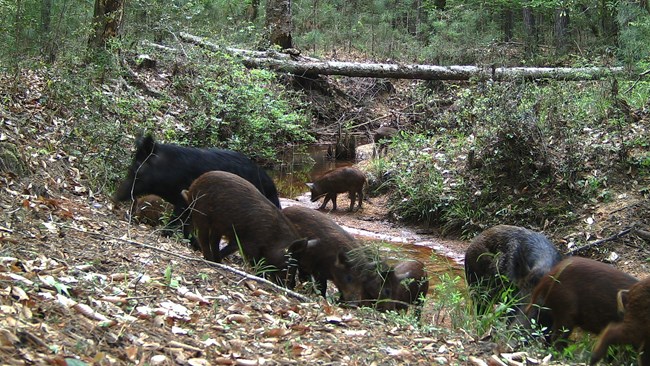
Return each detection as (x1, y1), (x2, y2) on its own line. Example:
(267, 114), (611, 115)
(591, 277), (650, 366)
(373, 259), (429, 317)
(464, 225), (563, 317)
(181, 171), (309, 283)
(283, 205), (387, 304)
(373, 126), (398, 157)
(131, 195), (172, 226)
(307, 167), (366, 211)
(527, 256), (638, 349)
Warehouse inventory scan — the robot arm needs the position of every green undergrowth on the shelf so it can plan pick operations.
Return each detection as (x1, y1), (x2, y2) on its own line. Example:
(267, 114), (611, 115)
(15, 44), (314, 196)
(366, 80), (650, 238)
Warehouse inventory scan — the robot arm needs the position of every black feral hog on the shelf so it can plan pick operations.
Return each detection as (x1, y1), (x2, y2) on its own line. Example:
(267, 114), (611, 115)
(131, 194), (172, 226)
(526, 256), (638, 349)
(282, 205), (387, 303)
(464, 225), (563, 317)
(114, 134), (280, 239)
(307, 167), (366, 211)
(373, 126), (398, 157)
(181, 171), (307, 283)
(373, 260), (429, 316)
(591, 277), (650, 366)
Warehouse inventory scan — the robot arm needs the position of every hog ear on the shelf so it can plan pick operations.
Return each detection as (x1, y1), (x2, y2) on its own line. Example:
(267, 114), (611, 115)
(181, 189), (190, 204)
(135, 133), (156, 161)
(305, 183), (314, 189)
(289, 238), (309, 253)
(617, 289), (630, 315)
(335, 251), (350, 268)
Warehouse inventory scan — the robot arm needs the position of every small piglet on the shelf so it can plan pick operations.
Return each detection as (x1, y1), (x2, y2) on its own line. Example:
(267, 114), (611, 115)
(527, 256), (638, 349)
(373, 260), (429, 316)
(283, 205), (385, 303)
(591, 277), (650, 366)
(182, 171), (309, 283)
(131, 194), (172, 226)
(307, 166), (366, 211)
(373, 126), (398, 157)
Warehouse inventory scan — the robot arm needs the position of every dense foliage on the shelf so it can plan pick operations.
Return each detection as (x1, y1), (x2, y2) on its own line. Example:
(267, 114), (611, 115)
(367, 80), (650, 236)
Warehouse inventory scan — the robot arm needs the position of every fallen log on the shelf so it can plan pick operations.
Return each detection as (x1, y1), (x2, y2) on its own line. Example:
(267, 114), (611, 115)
(179, 32), (627, 81)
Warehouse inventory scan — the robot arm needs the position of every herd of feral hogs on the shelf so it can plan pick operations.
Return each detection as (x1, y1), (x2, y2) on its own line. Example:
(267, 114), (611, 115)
(113, 134), (648, 365)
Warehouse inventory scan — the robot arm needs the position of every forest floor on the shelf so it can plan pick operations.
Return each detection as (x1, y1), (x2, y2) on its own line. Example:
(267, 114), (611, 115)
(1, 66), (649, 366)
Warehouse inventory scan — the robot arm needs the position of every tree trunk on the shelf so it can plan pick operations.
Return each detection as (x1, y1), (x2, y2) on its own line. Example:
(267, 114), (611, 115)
(88, 0), (125, 50)
(179, 32), (625, 81)
(601, 0), (618, 42)
(554, 7), (570, 56)
(522, 6), (537, 56)
(266, 0), (292, 49)
(41, 0), (55, 62)
(502, 7), (513, 42)
(247, 0), (260, 22)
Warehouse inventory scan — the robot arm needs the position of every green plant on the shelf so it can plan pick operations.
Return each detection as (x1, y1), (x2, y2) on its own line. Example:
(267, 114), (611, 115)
(163, 264), (180, 289)
(431, 272), (465, 329)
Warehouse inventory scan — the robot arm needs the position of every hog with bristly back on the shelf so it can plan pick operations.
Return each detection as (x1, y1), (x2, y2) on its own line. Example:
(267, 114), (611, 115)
(113, 133), (280, 243)
(526, 256), (638, 350)
(282, 205), (388, 304)
(464, 225), (563, 315)
(591, 276), (650, 365)
(181, 171), (309, 284)
(307, 166), (366, 211)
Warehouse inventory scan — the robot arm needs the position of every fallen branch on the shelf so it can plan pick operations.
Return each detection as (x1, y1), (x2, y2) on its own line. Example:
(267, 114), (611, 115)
(566, 227), (633, 255)
(179, 32), (626, 81)
(61, 224), (313, 303)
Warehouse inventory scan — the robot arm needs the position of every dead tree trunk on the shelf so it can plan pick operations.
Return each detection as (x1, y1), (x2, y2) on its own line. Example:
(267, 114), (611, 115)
(179, 32), (627, 81)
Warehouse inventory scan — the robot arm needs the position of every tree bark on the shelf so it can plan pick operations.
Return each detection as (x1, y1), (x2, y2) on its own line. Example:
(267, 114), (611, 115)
(88, 0), (125, 50)
(247, 0), (260, 22)
(554, 7), (570, 55)
(502, 7), (514, 42)
(522, 6), (537, 56)
(266, 0), (292, 49)
(41, 0), (55, 62)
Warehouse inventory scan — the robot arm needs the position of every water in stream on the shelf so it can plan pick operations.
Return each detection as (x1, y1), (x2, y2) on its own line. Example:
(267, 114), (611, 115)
(271, 144), (466, 288)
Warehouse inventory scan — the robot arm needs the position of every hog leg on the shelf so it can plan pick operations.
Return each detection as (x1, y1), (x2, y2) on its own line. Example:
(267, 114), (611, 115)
(357, 187), (363, 209)
(348, 191), (356, 211)
(329, 193), (338, 210)
(197, 228), (216, 262)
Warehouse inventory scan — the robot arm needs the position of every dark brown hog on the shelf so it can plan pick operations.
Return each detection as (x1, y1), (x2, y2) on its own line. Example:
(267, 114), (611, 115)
(526, 256), (638, 350)
(282, 205), (387, 304)
(591, 277), (650, 366)
(373, 260), (429, 317)
(464, 225), (563, 316)
(114, 133), (280, 242)
(307, 167), (366, 211)
(181, 171), (308, 284)
(131, 194), (172, 226)
(373, 126), (398, 157)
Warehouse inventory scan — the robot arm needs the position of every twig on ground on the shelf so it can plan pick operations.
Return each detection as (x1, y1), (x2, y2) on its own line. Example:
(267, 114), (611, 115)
(566, 227), (633, 255)
(61, 224), (313, 303)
